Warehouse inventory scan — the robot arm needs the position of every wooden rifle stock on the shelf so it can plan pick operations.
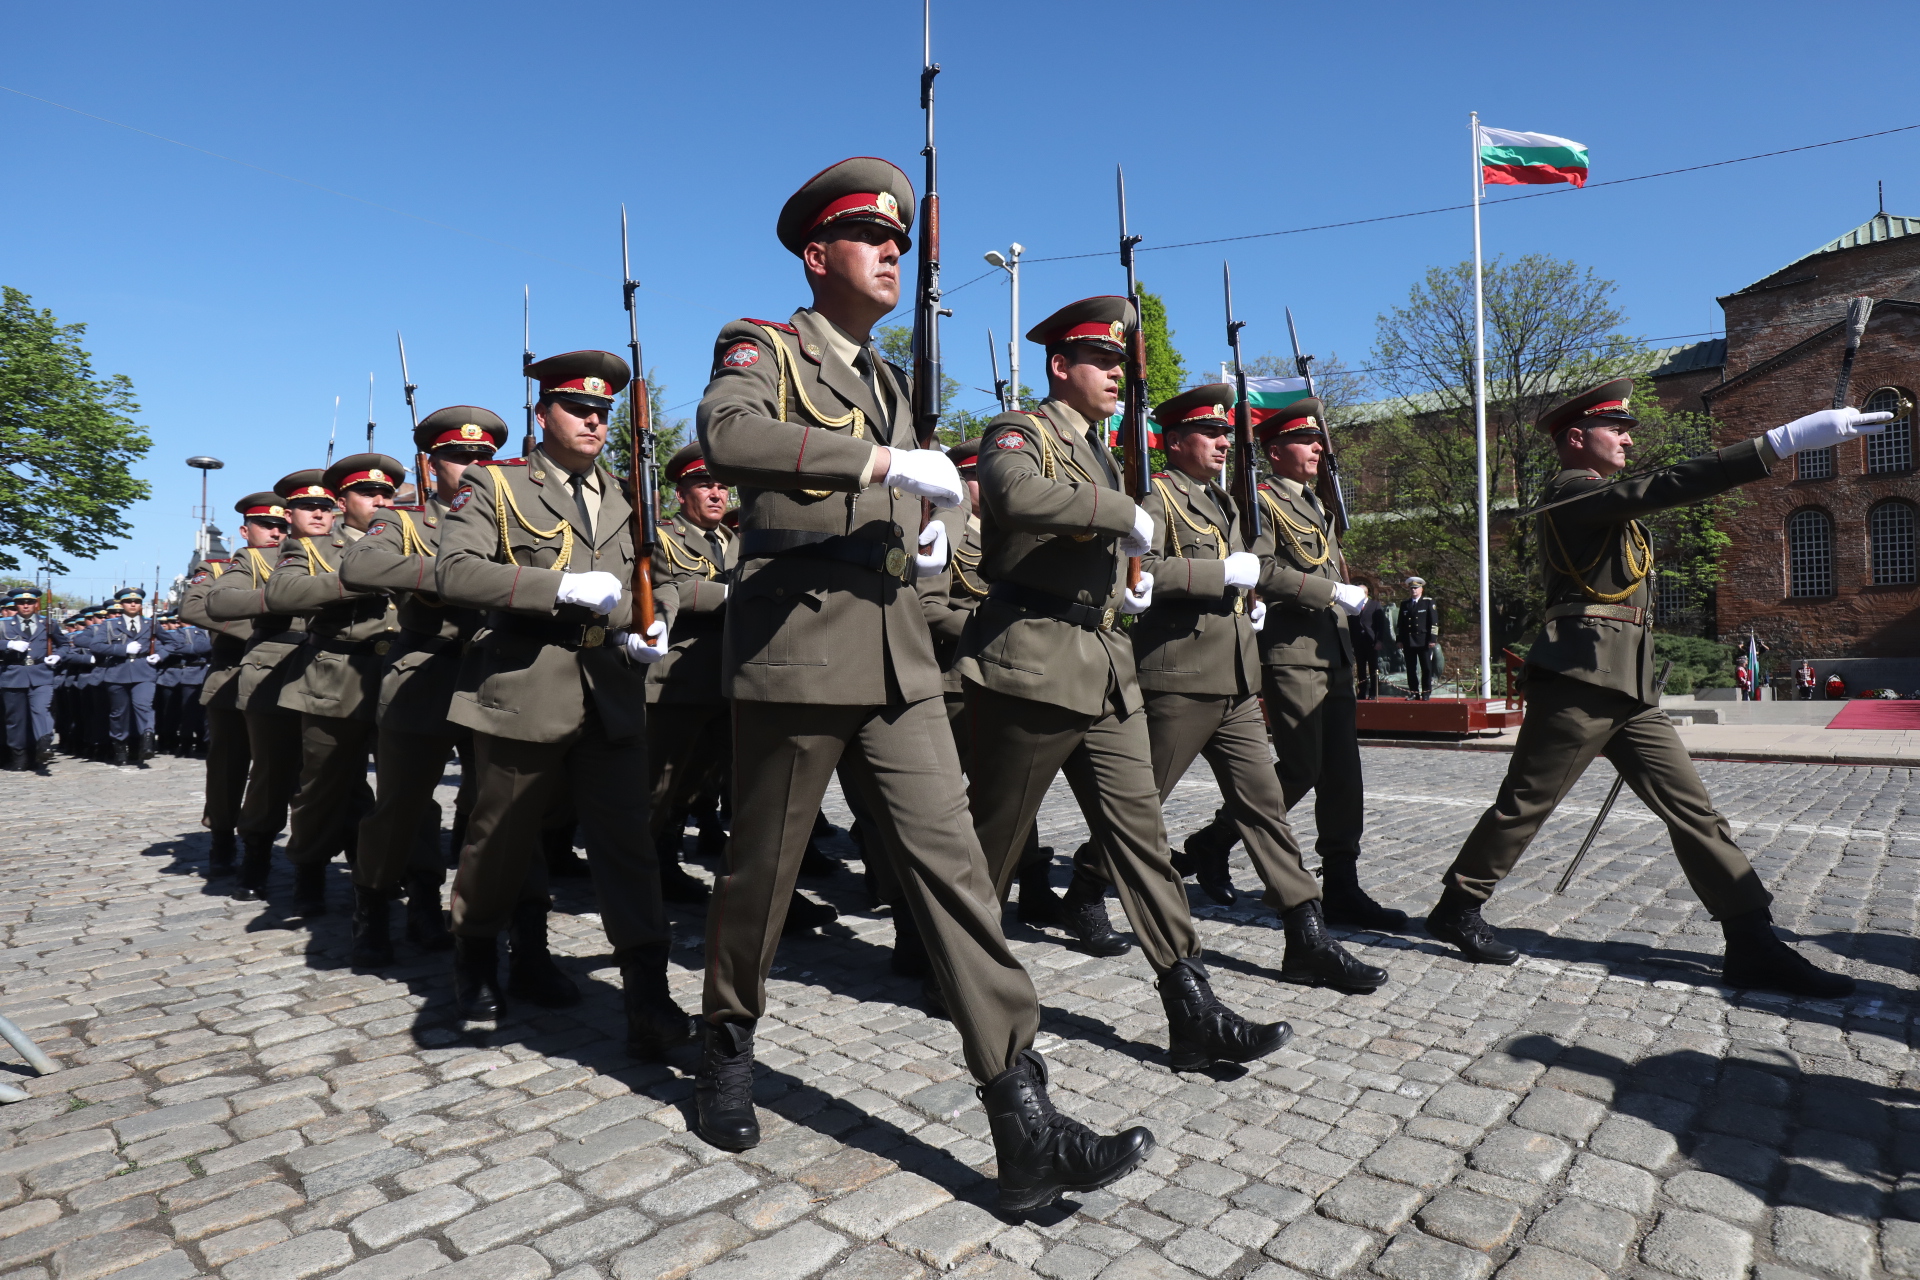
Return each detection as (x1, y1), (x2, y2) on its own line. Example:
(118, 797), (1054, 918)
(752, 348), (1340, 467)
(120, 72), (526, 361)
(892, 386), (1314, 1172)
(621, 205), (659, 635)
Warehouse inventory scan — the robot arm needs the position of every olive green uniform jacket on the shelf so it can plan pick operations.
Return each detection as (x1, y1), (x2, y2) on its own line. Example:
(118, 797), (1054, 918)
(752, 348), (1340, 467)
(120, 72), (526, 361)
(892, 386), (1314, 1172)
(1134, 469), (1259, 697)
(263, 528), (398, 722)
(178, 562), (252, 710)
(339, 500), (483, 725)
(646, 513), (735, 706)
(203, 547), (310, 711)
(954, 400), (1142, 716)
(697, 307), (936, 706)
(918, 508), (984, 695)
(1251, 477), (1352, 670)
(435, 449), (677, 744)
(1528, 437), (1776, 704)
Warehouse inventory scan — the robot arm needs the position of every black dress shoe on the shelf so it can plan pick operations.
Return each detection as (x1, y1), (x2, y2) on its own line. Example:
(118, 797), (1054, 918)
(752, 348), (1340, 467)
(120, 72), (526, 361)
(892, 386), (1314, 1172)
(1425, 886), (1519, 965)
(350, 885), (395, 969)
(1321, 860), (1408, 931)
(404, 875), (453, 951)
(891, 908), (932, 977)
(1182, 813), (1240, 906)
(208, 830), (238, 875)
(618, 944), (697, 1058)
(781, 892), (837, 936)
(507, 905), (581, 1007)
(453, 934), (504, 1021)
(1278, 900), (1387, 993)
(982, 1049), (1154, 1214)
(1060, 872), (1131, 957)
(694, 1021), (760, 1151)
(659, 858), (711, 904)
(799, 839), (840, 879)
(291, 863), (328, 917)
(1721, 908), (1854, 998)
(1157, 956), (1292, 1071)
(1016, 849), (1065, 927)
(231, 835), (273, 901)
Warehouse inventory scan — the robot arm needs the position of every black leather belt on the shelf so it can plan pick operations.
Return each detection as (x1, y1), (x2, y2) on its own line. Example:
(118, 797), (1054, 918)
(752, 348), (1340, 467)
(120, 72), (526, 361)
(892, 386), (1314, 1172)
(739, 529), (911, 581)
(989, 582), (1118, 632)
(1158, 591), (1245, 618)
(315, 636), (397, 656)
(674, 612), (726, 633)
(396, 630), (462, 654)
(1545, 602), (1647, 626)
(487, 611), (609, 650)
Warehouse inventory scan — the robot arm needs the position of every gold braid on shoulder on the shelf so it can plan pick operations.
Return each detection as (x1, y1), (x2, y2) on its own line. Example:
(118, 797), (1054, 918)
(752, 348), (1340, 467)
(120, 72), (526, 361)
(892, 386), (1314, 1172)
(244, 547), (275, 581)
(754, 324), (864, 500)
(659, 527), (719, 579)
(394, 509), (434, 557)
(1151, 476), (1223, 559)
(951, 544), (990, 598)
(1258, 488), (1333, 567)
(298, 537), (335, 575)
(483, 464), (575, 570)
(1545, 514), (1652, 604)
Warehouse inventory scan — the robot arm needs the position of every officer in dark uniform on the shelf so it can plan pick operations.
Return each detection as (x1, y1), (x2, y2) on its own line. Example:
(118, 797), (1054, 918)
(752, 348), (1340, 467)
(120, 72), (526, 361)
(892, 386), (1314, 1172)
(0, 587), (61, 773)
(156, 610), (212, 754)
(80, 587), (161, 765)
(1396, 578), (1439, 699)
(1426, 378), (1883, 997)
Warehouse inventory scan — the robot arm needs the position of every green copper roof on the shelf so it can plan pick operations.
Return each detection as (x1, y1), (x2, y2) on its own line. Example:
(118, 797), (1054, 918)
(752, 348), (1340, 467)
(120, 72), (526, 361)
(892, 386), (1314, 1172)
(1780, 212), (1920, 273)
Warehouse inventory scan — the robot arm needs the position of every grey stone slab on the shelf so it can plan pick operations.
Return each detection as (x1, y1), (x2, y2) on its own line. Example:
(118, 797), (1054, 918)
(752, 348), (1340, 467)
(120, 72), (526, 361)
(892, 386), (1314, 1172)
(886, 1202), (1004, 1270)
(1414, 1191), (1520, 1251)
(350, 1184), (478, 1250)
(816, 1173), (951, 1242)
(1561, 1154), (1655, 1215)
(1263, 1216), (1375, 1278)
(446, 1184), (585, 1257)
(328, 1239), (451, 1280)
(1525, 1200), (1636, 1272)
(1361, 1139), (1460, 1190)
(219, 1229), (356, 1280)
(534, 1208), (655, 1268)
(1639, 1210), (1753, 1280)
(1770, 1206), (1874, 1280)
(1372, 1234), (1492, 1280)
(1092, 1249), (1200, 1280)
(611, 1214), (753, 1280)
(428, 1245), (553, 1280)
(1492, 1247), (1604, 1280)
(689, 1222), (849, 1280)
(1466, 1129), (1571, 1186)
(1316, 1178), (1421, 1235)
(1663, 1171), (1766, 1225)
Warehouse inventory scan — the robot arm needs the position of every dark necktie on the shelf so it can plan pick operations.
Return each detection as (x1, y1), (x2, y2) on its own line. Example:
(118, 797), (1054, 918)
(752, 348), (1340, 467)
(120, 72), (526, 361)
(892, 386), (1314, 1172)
(706, 530), (726, 566)
(569, 475), (593, 540)
(855, 348), (887, 429)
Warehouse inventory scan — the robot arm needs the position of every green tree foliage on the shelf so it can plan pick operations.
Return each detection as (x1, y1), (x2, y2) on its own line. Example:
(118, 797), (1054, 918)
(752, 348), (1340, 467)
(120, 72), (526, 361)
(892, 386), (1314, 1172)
(1653, 634), (1741, 693)
(0, 287), (152, 572)
(1136, 286), (1188, 407)
(607, 368), (691, 507)
(1624, 374), (1744, 639)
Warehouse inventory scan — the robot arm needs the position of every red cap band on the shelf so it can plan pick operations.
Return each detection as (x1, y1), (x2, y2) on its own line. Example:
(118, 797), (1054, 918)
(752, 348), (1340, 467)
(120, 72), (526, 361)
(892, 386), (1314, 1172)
(284, 484), (334, 500)
(674, 457), (710, 479)
(242, 503), (287, 518)
(1580, 399), (1629, 418)
(432, 423), (499, 449)
(1181, 403), (1229, 422)
(337, 468), (397, 490)
(1057, 320), (1129, 349)
(805, 190), (906, 237)
(544, 374), (618, 399)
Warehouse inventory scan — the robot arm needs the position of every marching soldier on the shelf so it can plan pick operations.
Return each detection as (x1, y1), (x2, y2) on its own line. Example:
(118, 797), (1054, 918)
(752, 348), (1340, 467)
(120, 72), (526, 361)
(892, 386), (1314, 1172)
(263, 454), (403, 916)
(155, 612), (212, 755)
(435, 350), (687, 1049)
(696, 159), (1150, 1212)
(1425, 379), (1878, 997)
(180, 499), (280, 875)
(0, 587), (61, 773)
(54, 607), (98, 756)
(79, 587), (162, 766)
(1397, 577), (1439, 699)
(1248, 399), (1407, 931)
(206, 471), (335, 899)
(1125, 386), (1383, 991)
(956, 296), (1290, 1075)
(339, 410), (504, 967)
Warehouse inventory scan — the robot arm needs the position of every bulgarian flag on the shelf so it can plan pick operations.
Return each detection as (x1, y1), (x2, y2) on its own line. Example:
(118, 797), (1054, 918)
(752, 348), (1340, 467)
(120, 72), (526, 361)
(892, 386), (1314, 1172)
(1105, 414), (1161, 450)
(1243, 376), (1310, 427)
(1478, 125), (1589, 188)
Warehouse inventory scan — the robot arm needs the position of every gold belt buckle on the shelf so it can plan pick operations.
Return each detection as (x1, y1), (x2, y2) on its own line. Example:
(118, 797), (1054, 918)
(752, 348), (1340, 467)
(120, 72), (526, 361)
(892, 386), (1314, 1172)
(1100, 607), (1117, 631)
(584, 625), (606, 649)
(884, 547), (909, 579)
(1233, 596), (1245, 615)
(373, 640), (391, 656)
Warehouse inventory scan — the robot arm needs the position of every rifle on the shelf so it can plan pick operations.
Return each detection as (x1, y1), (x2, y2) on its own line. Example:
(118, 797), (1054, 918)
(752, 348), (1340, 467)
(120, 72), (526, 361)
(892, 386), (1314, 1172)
(149, 566), (160, 658)
(621, 205), (659, 633)
(326, 395), (339, 467)
(1285, 308), (1350, 536)
(909, 0), (945, 452)
(397, 332), (427, 505)
(521, 286), (536, 458)
(1115, 165), (1149, 589)
(41, 578), (54, 660)
(1555, 658), (1674, 894)
(987, 329), (1008, 413)
(1223, 261), (1262, 546)
(364, 372), (376, 451)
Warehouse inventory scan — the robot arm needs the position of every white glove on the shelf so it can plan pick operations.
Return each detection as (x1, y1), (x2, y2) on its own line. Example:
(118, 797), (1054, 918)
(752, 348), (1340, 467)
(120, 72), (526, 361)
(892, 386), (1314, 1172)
(615, 620), (669, 663)
(1331, 583), (1368, 617)
(1119, 504), (1156, 558)
(1223, 552), (1260, 590)
(914, 520), (950, 579)
(1120, 572), (1155, 616)
(555, 571), (623, 615)
(146, 653), (163, 666)
(1765, 406), (1893, 457)
(42, 654), (60, 667)
(885, 449), (965, 509)
(1250, 601), (1267, 633)
(124, 641), (142, 655)
(5, 640), (26, 653)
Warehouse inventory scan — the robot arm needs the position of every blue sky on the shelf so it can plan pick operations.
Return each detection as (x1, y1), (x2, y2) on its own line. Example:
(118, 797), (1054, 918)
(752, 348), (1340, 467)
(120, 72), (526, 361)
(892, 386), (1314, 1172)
(8, 0), (1918, 598)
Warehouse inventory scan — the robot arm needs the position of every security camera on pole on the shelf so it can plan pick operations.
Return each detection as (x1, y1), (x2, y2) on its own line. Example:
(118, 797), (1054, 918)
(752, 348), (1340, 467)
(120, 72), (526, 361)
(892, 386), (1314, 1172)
(984, 243), (1022, 410)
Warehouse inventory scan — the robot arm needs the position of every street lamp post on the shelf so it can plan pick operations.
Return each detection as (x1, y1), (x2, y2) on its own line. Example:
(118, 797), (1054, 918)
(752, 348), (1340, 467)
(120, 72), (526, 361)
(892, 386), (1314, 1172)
(187, 456), (223, 562)
(983, 244), (1023, 409)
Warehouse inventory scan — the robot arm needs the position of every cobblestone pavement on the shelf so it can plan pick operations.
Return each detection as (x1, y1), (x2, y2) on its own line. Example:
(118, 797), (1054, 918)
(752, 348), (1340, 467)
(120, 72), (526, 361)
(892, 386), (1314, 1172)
(0, 748), (1915, 1280)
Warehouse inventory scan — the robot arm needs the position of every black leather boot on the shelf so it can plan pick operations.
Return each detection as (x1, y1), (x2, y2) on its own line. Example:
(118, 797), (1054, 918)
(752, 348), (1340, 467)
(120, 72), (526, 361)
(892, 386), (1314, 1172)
(1321, 859), (1408, 931)
(656, 830), (711, 904)
(694, 1021), (760, 1151)
(1180, 811), (1240, 906)
(1016, 848), (1066, 927)
(404, 874), (453, 951)
(208, 830), (237, 875)
(694, 814), (728, 861)
(32, 736), (53, 775)
(1425, 885), (1519, 965)
(4, 749), (26, 772)
(350, 885), (394, 969)
(453, 934), (503, 1021)
(799, 837), (839, 879)
(1158, 957), (1292, 1071)
(891, 904), (932, 977)
(292, 862), (328, 917)
(618, 944), (697, 1059)
(1279, 900), (1388, 993)
(1721, 907), (1854, 998)
(507, 904), (581, 1007)
(232, 834), (273, 901)
(781, 891), (837, 936)
(110, 740), (129, 767)
(1059, 869), (1131, 958)
(981, 1049), (1155, 1214)
(137, 732), (156, 761)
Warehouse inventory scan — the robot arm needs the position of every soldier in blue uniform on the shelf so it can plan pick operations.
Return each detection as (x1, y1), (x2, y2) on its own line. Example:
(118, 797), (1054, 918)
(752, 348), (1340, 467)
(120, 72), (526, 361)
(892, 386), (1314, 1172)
(54, 607), (99, 755)
(0, 587), (63, 773)
(156, 611), (213, 756)
(80, 587), (162, 766)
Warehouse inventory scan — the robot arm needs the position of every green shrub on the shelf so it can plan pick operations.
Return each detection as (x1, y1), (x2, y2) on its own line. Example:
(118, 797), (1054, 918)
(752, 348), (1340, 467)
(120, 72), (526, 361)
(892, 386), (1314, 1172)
(1655, 634), (1738, 691)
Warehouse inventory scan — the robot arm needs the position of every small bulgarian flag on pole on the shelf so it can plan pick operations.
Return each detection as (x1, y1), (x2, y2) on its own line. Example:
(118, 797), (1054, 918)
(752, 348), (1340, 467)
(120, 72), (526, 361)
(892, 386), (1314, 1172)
(1242, 376), (1310, 427)
(1477, 125), (1589, 188)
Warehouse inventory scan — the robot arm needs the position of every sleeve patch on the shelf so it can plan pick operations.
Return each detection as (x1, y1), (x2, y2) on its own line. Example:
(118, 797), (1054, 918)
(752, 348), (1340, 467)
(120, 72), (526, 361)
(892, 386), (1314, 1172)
(449, 487), (474, 513)
(189, 571), (208, 585)
(993, 431), (1027, 451)
(367, 522), (389, 537)
(722, 342), (760, 369)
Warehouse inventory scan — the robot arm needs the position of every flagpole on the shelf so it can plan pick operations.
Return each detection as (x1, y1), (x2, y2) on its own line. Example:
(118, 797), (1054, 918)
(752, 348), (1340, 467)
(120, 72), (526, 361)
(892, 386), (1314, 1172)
(1469, 110), (1493, 701)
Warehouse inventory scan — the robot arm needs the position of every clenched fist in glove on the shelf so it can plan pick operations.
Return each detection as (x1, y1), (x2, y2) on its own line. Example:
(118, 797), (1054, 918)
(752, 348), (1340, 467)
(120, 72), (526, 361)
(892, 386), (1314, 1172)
(5, 640), (26, 653)
(124, 641), (142, 655)
(555, 571), (623, 615)
(616, 620), (670, 663)
(42, 654), (60, 668)
(146, 652), (163, 666)
(1119, 504), (1157, 558)
(884, 449), (966, 509)
(914, 519), (950, 578)
(1223, 551), (1260, 590)
(1120, 572), (1155, 616)
(1331, 582), (1369, 617)
(1766, 406), (1893, 458)
(1249, 600), (1268, 633)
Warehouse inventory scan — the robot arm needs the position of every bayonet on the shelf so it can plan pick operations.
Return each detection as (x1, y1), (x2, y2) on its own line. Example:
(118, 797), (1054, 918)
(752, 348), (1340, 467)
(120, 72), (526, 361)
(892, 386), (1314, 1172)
(326, 396), (339, 467)
(1116, 164), (1149, 588)
(397, 332), (427, 505)
(521, 286), (536, 457)
(364, 372), (376, 451)
(1285, 307), (1350, 535)
(987, 329), (1007, 412)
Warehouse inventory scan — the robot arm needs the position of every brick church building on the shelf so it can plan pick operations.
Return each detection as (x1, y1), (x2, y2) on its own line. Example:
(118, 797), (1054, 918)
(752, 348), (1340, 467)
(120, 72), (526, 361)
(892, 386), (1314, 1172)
(1656, 213), (1918, 658)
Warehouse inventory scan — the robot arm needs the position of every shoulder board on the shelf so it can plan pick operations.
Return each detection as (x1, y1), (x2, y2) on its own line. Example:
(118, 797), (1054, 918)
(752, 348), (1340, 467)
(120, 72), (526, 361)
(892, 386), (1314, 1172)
(657, 515), (676, 528)
(743, 318), (797, 334)
(485, 458), (528, 468)
(1151, 471), (1171, 480)
(1256, 481), (1276, 492)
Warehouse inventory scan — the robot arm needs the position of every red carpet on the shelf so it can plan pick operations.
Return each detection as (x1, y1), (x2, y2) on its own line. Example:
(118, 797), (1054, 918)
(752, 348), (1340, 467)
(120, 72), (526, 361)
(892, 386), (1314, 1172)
(1827, 699), (1920, 730)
